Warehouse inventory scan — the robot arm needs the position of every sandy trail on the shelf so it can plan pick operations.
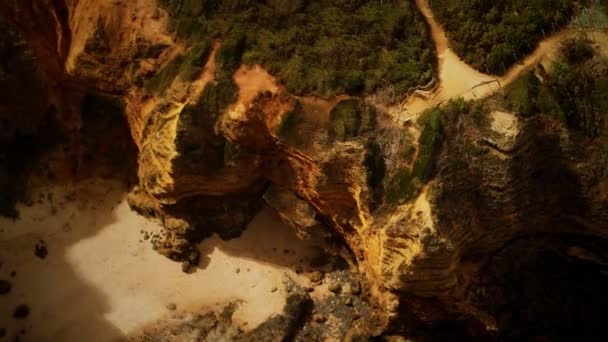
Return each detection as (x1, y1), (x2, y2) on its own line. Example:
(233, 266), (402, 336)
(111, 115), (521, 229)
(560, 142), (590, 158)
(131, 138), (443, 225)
(403, 0), (608, 118)
(0, 179), (323, 341)
(233, 65), (280, 105)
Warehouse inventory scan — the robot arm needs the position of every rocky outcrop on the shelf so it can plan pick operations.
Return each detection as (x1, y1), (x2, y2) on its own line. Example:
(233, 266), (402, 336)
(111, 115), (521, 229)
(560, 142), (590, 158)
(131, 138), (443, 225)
(386, 106), (608, 339)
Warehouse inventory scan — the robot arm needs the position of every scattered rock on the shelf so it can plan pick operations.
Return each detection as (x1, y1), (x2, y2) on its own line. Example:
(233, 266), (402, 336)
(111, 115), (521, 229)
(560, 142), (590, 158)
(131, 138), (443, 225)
(0, 279), (11, 295)
(294, 265), (303, 274)
(328, 281), (341, 294)
(313, 314), (327, 323)
(143, 232), (150, 240)
(166, 303), (177, 311)
(13, 304), (30, 319)
(344, 297), (353, 306)
(34, 240), (48, 259)
(305, 286), (314, 293)
(308, 271), (323, 283)
(270, 286), (278, 293)
(181, 261), (192, 273)
(350, 281), (361, 295)
(235, 268), (240, 274)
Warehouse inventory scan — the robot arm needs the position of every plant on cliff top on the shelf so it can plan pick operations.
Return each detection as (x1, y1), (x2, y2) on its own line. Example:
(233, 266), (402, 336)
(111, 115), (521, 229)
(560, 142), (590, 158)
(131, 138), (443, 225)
(156, 0), (434, 97)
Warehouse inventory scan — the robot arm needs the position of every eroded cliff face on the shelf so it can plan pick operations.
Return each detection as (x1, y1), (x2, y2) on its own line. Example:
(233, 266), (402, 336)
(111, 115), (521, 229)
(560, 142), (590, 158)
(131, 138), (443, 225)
(1, 0), (607, 340)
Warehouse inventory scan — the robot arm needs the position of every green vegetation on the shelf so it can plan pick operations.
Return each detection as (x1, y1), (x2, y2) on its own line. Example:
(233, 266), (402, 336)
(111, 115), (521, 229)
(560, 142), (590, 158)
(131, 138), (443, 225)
(157, 0), (434, 97)
(278, 101), (305, 147)
(385, 107), (445, 205)
(385, 167), (417, 205)
(174, 79), (238, 173)
(503, 37), (608, 136)
(145, 40), (213, 93)
(446, 97), (489, 127)
(364, 139), (386, 209)
(413, 108), (444, 181)
(429, 0), (575, 74)
(329, 99), (376, 141)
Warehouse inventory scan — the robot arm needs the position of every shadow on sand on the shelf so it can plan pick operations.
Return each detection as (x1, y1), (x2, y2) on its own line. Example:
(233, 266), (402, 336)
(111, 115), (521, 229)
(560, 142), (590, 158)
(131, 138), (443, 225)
(0, 180), (127, 341)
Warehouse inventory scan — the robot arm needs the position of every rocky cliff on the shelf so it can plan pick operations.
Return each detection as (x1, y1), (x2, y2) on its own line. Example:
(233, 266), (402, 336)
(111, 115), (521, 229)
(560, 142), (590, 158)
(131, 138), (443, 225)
(1, 0), (607, 340)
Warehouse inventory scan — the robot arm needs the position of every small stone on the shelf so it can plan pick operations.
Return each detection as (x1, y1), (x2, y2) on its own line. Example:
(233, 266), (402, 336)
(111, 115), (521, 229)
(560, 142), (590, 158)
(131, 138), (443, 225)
(327, 282), (341, 294)
(181, 261), (192, 273)
(143, 233), (150, 240)
(294, 266), (303, 274)
(13, 304), (30, 319)
(308, 271), (323, 283)
(350, 281), (361, 295)
(270, 286), (278, 293)
(313, 314), (327, 323)
(344, 297), (353, 306)
(166, 303), (177, 311)
(353, 312), (361, 320)
(305, 286), (314, 293)
(0, 279), (11, 295)
(235, 268), (240, 274)
(34, 241), (48, 259)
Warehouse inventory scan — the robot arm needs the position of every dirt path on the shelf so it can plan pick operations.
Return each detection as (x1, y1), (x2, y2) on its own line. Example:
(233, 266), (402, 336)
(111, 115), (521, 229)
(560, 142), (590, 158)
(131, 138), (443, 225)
(403, 0), (608, 118)
(233, 65), (281, 105)
(0, 179), (325, 341)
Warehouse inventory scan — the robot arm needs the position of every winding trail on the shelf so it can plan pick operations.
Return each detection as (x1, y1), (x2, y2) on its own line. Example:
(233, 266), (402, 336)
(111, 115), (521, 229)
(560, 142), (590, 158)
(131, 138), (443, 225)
(401, 0), (608, 118)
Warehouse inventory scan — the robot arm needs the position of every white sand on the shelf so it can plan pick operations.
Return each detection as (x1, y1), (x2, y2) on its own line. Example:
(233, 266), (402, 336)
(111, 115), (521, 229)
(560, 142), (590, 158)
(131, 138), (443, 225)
(0, 179), (322, 341)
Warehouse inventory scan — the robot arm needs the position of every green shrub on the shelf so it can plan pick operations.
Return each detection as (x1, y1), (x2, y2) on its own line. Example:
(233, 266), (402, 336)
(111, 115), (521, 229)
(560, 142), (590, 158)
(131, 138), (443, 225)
(413, 108), (444, 181)
(144, 40), (214, 93)
(502, 38), (608, 137)
(504, 72), (539, 117)
(384, 107), (445, 206)
(278, 101), (305, 147)
(144, 55), (185, 94)
(385, 168), (417, 205)
(179, 41), (213, 81)
(364, 139), (386, 208)
(329, 99), (376, 141)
